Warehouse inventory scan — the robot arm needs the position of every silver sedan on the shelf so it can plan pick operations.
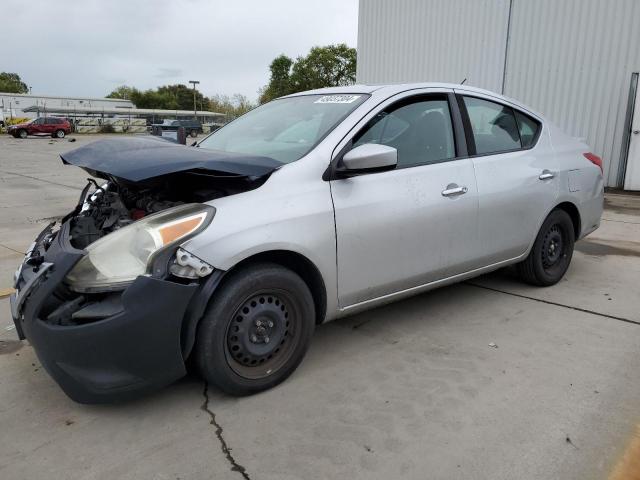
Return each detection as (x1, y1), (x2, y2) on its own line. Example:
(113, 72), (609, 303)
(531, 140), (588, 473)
(11, 83), (604, 402)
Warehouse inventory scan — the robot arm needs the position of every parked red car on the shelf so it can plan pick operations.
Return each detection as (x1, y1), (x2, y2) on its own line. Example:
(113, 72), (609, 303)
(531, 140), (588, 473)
(8, 117), (72, 139)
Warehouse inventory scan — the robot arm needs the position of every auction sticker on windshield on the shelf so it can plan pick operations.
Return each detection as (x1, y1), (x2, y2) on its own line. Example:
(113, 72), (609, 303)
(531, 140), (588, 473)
(314, 95), (361, 104)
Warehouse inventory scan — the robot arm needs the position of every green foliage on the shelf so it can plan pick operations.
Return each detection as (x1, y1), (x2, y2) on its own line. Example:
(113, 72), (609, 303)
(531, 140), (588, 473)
(6, 117), (30, 126)
(259, 55), (295, 104)
(259, 44), (357, 103)
(106, 85), (137, 100)
(106, 84), (207, 111)
(0, 72), (28, 94)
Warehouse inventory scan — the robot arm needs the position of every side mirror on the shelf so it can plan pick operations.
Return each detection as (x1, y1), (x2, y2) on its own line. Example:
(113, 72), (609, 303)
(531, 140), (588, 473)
(338, 144), (397, 175)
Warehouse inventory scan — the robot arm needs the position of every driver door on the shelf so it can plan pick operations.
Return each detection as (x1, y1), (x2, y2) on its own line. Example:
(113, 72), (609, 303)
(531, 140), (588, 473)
(331, 91), (479, 307)
(31, 117), (45, 134)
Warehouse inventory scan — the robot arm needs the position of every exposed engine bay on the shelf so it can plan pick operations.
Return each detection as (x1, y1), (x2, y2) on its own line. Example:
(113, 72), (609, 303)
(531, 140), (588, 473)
(69, 170), (267, 249)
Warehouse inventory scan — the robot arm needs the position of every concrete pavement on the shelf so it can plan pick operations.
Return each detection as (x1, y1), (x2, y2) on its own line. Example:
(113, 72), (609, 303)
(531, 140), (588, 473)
(0, 134), (639, 480)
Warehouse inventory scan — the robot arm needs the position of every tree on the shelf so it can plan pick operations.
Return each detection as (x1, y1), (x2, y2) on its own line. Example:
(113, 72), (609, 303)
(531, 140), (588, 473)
(106, 83), (207, 111)
(0, 72), (28, 94)
(208, 94), (256, 119)
(259, 55), (295, 103)
(259, 44), (356, 103)
(106, 85), (138, 100)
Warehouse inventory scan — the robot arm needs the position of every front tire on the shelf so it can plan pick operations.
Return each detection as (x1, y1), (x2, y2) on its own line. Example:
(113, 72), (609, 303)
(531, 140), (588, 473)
(517, 209), (575, 286)
(18, 129), (27, 139)
(54, 129), (65, 138)
(196, 263), (315, 395)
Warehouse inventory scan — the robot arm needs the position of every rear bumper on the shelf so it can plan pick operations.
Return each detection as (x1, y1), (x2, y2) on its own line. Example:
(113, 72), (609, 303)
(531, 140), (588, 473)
(11, 221), (197, 404)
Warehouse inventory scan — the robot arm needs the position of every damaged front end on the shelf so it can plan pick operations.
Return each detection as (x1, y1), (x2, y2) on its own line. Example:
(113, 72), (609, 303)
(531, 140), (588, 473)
(10, 138), (279, 403)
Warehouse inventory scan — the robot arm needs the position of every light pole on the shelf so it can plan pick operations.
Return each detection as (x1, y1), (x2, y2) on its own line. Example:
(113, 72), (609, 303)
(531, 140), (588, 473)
(189, 80), (200, 118)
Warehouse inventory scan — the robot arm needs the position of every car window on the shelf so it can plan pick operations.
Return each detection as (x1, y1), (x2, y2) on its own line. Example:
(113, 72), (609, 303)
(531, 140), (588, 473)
(33, 118), (44, 125)
(353, 97), (456, 167)
(273, 114), (323, 144)
(463, 96), (521, 155)
(199, 94), (368, 164)
(514, 110), (540, 148)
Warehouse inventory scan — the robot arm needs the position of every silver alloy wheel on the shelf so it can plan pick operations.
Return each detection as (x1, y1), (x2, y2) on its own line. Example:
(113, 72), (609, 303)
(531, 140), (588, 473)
(56, 130), (65, 138)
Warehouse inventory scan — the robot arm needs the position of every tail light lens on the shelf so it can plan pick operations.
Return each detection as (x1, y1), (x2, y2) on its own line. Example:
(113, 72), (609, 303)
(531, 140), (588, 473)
(583, 152), (603, 173)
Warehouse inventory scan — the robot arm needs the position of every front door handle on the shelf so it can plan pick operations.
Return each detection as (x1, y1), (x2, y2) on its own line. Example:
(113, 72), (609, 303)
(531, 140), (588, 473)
(539, 170), (555, 180)
(441, 184), (468, 197)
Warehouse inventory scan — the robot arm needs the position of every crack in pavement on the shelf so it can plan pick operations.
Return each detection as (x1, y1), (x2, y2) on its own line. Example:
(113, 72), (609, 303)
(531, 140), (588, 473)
(0, 243), (26, 255)
(0, 169), (82, 191)
(465, 282), (640, 326)
(201, 382), (251, 480)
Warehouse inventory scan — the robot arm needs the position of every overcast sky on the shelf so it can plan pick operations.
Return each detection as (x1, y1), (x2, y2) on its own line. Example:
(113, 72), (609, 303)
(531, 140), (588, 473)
(5, 0), (358, 101)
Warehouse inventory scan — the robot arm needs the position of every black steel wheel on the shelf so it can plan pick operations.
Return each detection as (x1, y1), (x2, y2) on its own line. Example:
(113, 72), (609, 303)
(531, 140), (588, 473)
(196, 263), (315, 395)
(225, 291), (301, 379)
(517, 209), (575, 286)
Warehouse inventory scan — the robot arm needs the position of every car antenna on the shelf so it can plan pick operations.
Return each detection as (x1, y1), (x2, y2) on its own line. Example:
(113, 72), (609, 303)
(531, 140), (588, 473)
(460, 78), (467, 85)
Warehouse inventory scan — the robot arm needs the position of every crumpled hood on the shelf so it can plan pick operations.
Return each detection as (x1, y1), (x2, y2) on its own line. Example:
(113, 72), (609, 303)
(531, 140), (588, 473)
(60, 136), (282, 182)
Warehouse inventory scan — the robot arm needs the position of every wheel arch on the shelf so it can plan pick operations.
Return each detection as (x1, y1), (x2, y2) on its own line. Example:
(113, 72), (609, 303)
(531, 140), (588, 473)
(230, 250), (327, 326)
(181, 249), (327, 360)
(554, 201), (581, 239)
(523, 200), (582, 259)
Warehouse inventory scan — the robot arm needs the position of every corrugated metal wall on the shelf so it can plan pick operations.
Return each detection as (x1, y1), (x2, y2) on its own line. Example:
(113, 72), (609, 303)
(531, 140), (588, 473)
(357, 0), (511, 92)
(357, 0), (640, 187)
(503, 0), (640, 186)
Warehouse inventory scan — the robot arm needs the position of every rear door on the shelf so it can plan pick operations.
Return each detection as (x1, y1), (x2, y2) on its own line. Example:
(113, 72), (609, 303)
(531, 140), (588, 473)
(456, 92), (557, 265)
(331, 90), (480, 307)
(42, 118), (56, 134)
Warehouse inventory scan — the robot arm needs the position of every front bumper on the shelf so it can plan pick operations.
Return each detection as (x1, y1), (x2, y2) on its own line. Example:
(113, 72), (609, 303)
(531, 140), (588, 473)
(10, 221), (198, 404)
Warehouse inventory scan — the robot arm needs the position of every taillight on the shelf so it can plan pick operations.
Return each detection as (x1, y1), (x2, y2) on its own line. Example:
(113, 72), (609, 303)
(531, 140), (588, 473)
(583, 152), (603, 173)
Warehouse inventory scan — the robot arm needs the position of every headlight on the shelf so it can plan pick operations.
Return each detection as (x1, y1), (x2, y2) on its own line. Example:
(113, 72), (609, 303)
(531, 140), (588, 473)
(65, 203), (214, 292)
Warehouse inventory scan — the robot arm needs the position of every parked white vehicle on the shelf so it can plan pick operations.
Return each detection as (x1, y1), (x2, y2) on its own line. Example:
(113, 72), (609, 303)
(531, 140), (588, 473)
(10, 83), (604, 403)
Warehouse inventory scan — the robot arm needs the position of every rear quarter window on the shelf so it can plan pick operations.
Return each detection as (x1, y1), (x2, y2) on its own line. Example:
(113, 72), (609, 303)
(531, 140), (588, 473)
(463, 96), (520, 155)
(514, 110), (541, 148)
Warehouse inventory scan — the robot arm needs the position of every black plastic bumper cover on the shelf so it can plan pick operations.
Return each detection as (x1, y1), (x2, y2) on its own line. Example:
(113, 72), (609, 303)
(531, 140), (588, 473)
(11, 222), (198, 404)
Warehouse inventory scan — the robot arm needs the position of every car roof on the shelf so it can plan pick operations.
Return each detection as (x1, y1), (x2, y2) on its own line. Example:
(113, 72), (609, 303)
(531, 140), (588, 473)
(285, 82), (543, 120)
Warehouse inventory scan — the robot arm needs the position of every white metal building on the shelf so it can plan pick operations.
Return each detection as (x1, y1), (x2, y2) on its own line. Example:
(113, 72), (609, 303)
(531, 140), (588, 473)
(0, 93), (134, 119)
(357, 0), (640, 190)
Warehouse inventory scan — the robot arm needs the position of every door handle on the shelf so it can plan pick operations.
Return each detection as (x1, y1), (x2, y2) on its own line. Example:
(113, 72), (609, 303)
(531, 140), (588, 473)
(441, 184), (468, 197)
(633, 130), (640, 135)
(539, 170), (555, 180)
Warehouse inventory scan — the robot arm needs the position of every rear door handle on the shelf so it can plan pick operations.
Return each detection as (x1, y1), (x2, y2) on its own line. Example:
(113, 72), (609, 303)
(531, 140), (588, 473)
(441, 184), (468, 197)
(539, 170), (555, 180)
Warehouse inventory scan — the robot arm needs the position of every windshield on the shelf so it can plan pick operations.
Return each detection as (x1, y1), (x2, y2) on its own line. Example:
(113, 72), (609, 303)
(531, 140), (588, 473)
(198, 94), (368, 163)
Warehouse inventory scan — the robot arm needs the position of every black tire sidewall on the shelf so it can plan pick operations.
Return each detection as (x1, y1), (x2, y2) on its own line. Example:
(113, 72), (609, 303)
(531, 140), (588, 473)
(56, 130), (65, 138)
(530, 209), (575, 285)
(196, 263), (315, 395)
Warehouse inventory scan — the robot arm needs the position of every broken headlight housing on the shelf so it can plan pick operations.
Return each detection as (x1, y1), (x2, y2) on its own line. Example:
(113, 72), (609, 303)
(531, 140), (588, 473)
(65, 204), (214, 292)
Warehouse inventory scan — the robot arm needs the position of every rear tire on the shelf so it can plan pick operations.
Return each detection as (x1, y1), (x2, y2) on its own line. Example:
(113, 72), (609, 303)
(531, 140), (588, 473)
(517, 209), (575, 286)
(196, 263), (315, 395)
